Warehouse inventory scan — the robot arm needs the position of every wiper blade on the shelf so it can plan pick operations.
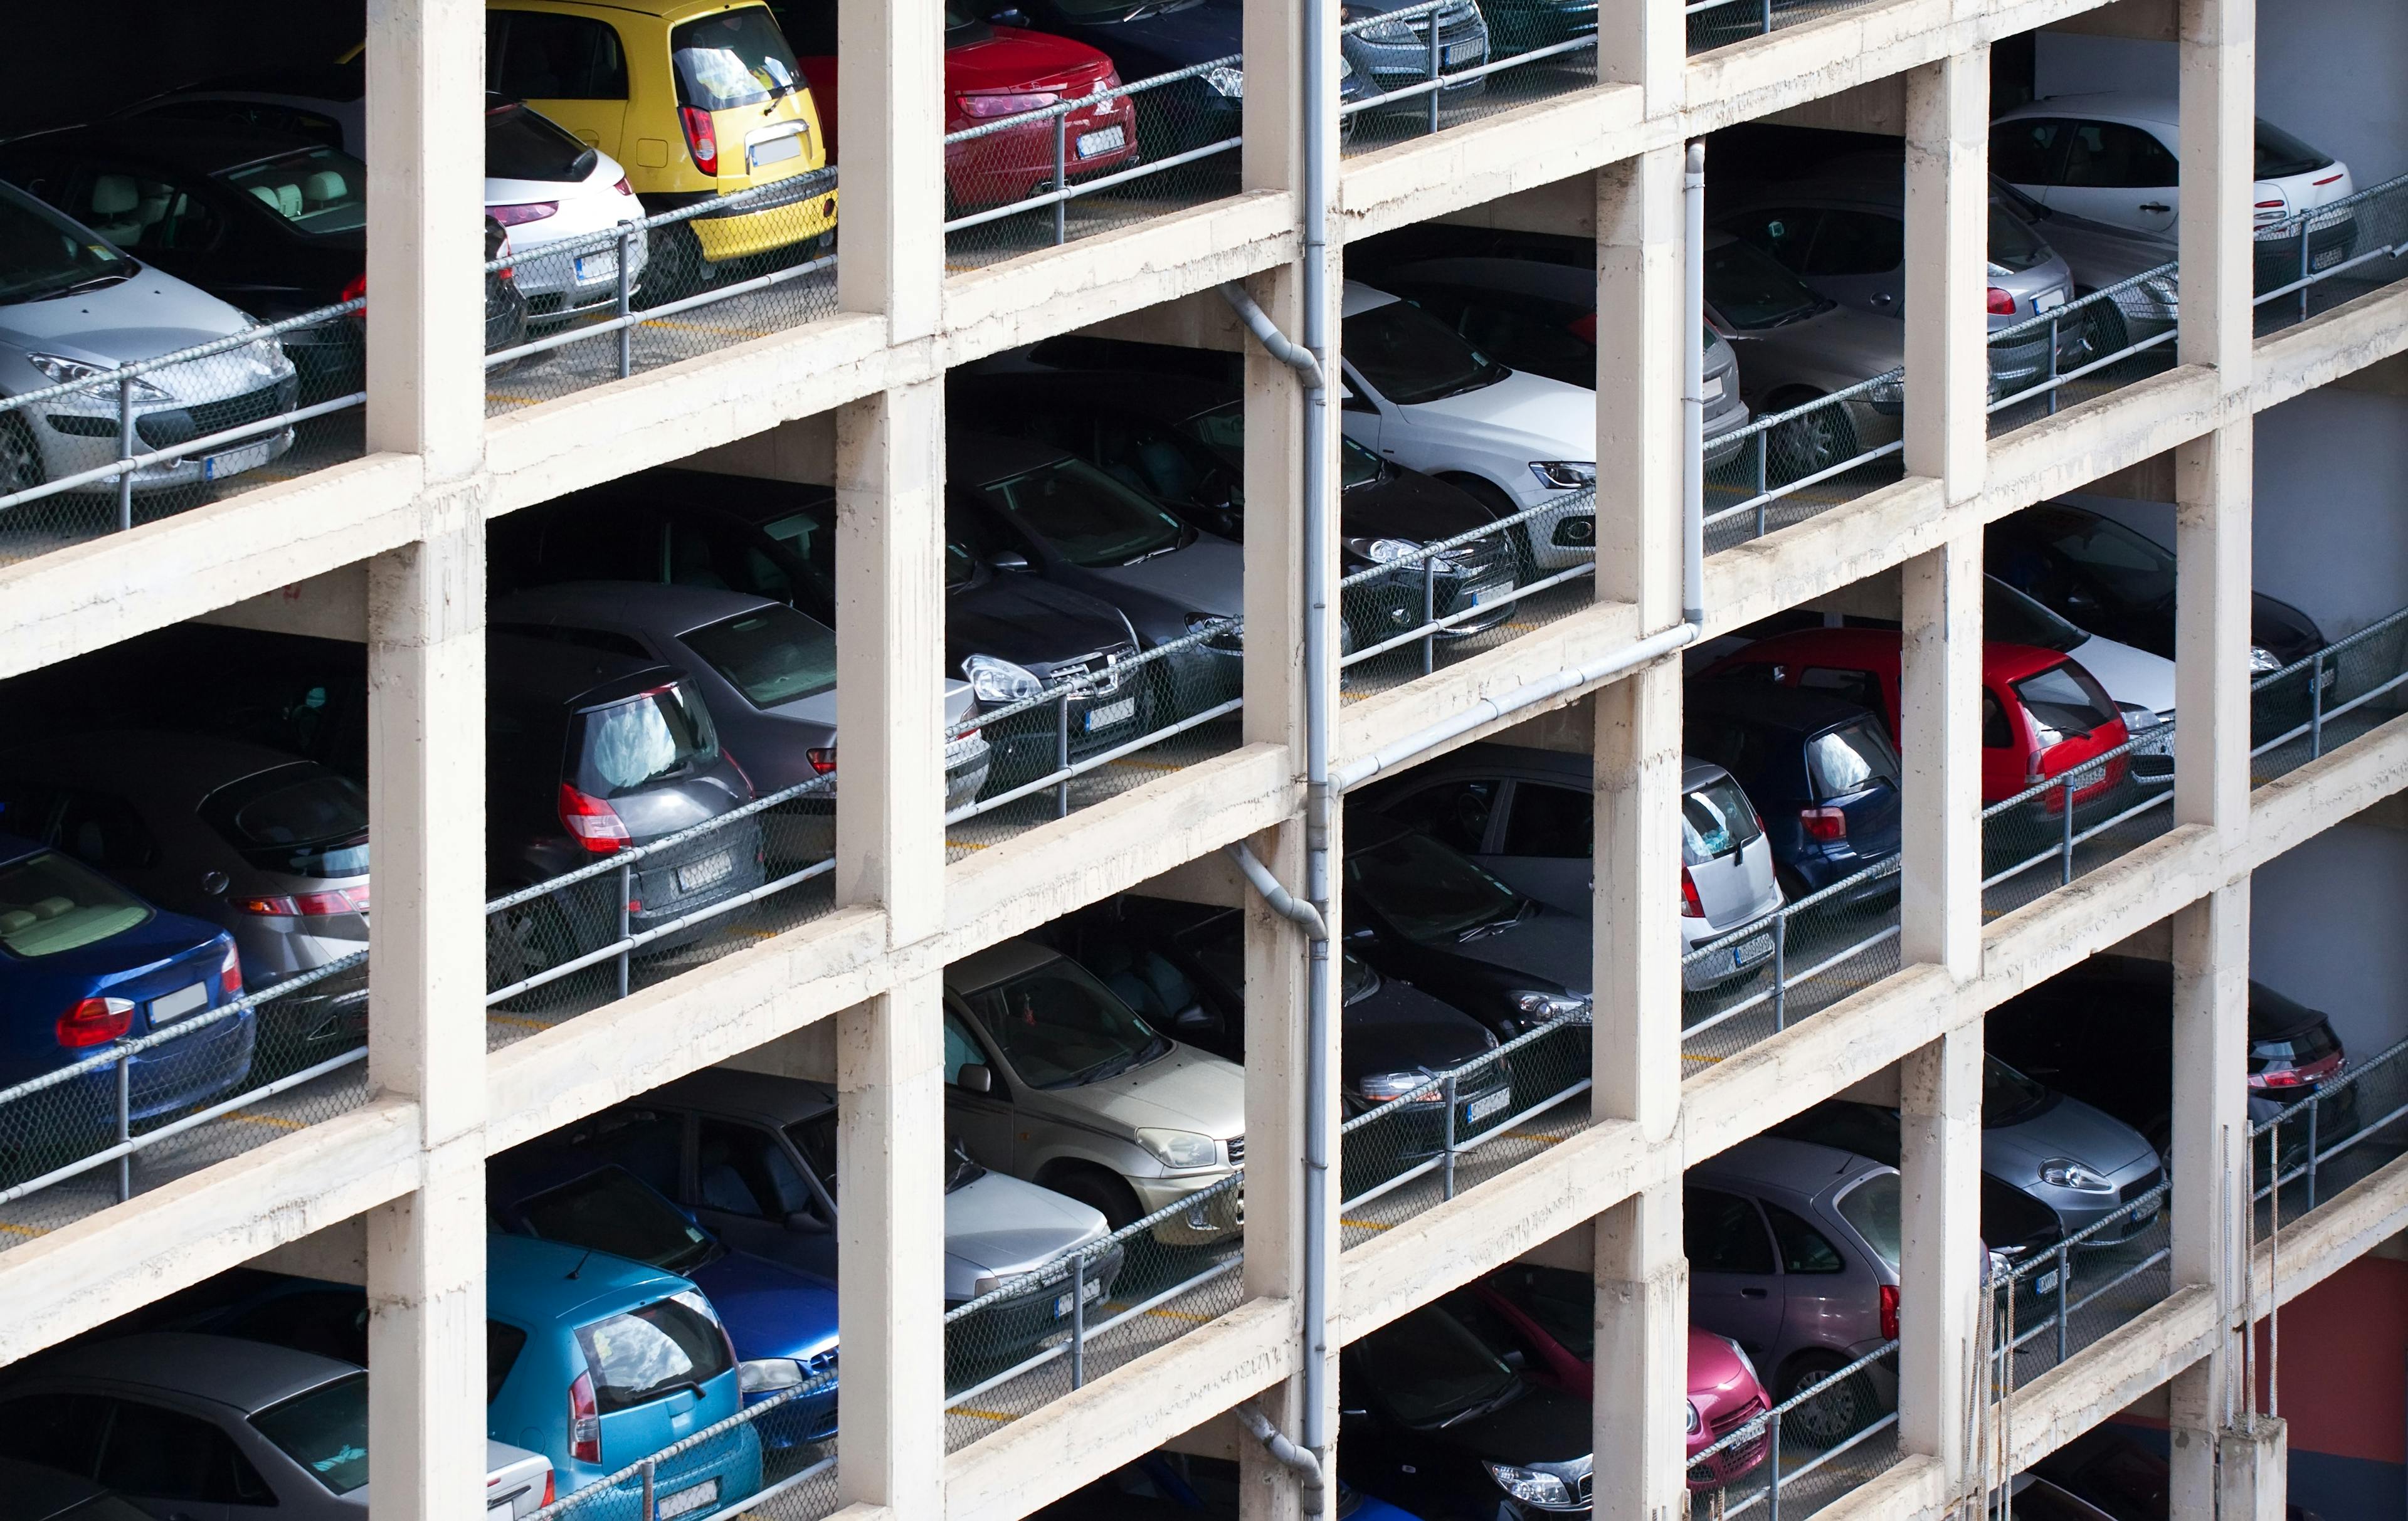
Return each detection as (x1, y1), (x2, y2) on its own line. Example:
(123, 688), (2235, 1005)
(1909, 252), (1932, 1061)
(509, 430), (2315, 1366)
(56, 273), (130, 297)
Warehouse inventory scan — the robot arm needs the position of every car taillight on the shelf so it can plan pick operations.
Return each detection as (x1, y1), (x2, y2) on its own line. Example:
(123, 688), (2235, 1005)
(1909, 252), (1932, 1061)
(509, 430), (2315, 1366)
(1679, 867), (1704, 918)
(805, 747), (837, 775)
(559, 783), (631, 855)
(955, 90), (1062, 118)
(238, 887), (371, 917)
(1800, 806), (1847, 843)
(568, 1370), (601, 1465)
(679, 105), (719, 175)
(219, 940), (242, 997)
(1986, 287), (2016, 315)
(58, 996), (133, 1049)
(542, 1471), (555, 1507)
(341, 270), (366, 309)
(490, 201), (558, 226)
(2249, 1067), (2305, 1090)
(613, 176), (633, 197)
(1879, 1283), (1899, 1341)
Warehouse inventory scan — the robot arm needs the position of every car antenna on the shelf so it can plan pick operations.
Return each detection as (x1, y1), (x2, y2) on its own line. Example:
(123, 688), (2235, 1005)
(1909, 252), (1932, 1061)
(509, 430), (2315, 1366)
(566, 1248), (594, 1280)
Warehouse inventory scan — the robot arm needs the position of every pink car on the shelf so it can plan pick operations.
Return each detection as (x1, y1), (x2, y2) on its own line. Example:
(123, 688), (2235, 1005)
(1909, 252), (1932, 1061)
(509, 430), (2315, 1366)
(1469, 1265), (1772, 1490)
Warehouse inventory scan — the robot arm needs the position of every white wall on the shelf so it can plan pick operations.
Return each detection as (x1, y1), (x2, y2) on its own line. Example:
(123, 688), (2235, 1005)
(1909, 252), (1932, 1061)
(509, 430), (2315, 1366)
(2251, 816), (2408, 1058)
(2034, 34), (2177, 102)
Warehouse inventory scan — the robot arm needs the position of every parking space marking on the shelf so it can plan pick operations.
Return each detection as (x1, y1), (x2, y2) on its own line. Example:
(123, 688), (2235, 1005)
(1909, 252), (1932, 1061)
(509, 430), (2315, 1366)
(0, 1221), (49, 1238)
(639, 318), (773, 339)
(1143, 1305), (1215, 1324)
(1339, 1217), (1393, 1231)
(487, 1014), (549, 1031)
(227, 1111), (307, 1131)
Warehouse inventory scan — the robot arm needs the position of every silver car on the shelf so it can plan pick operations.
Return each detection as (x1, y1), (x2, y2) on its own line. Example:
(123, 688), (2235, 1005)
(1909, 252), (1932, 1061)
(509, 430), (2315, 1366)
(0, 181), (295, 500)
(1991, 177), (2179, 347)
(944, 940), (1247, 1247)
(1339, 0), (1491, 120)
(1700, 231), (1907, 477)
(0, 1332), (553, 1518)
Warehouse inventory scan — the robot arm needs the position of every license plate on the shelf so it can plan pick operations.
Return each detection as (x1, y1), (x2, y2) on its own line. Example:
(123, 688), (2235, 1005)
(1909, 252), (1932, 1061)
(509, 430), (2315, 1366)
(1443, 40), (1481, 64)
(1075, 124), (1126, 159)
(1084, 697), (1136, 732)
(1733, 934), (1773, 970)
(1465, 577), (1512, 608)
(1054, 1276), (1105, 1318)
(658, 1479), (719, 1520)
(2034, 1268), (2059, 1297)
(1465, 1089), (1511, 1123)
(574, 250), (618, 284)
(2034, 289), (2066, 313)
(750, 133), (803, 169)
(677, 852), (735, 894)
(488, 1505), (514, 1519)
(2312, 244), (2345, 270)
(202, 439), (273, 482)
(151, 982), (207, 1025)
(1701, 374), (1724, 402)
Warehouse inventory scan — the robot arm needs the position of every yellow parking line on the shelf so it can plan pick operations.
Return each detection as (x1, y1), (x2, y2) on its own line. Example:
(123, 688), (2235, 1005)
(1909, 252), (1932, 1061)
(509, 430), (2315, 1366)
(488, 1014), (549, 1031)
(1510, 1131), (1568, 1144)
(0, 1221), (50, 1238)
(228, 1111), (307, 1131)
(638, 318), (771, 339)
(485, 392), (545, 406)
(946, 839), (992, 853)
(1144, 1306), (1214, 1323)
(952, 1407), (1019, 1423)
(1681, 1052), (1724, 1065)
(1340, 1217), (1393, 1232)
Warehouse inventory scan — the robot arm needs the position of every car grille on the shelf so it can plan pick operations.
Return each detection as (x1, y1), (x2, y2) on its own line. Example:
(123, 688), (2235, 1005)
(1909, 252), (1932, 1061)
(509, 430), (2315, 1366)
(134, 378), (299, 451)
(2118, 1167), (2165, 1207)
(1696, 1395), (1772, 1483)
(1225, 1135), (1244, 1165)
(1049, 643), (1136, 697)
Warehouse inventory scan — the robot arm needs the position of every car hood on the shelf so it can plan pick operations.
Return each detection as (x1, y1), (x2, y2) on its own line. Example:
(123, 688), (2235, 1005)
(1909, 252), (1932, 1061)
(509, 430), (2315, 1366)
(1987, 1094), (2158, 1182)
(1435, 1383), (1594, 1466)
(947, 573), (1132, 671)
(943, 1170), (1112, 1278)
(1078, 534), (1245, 626)
(1438, 906), (1591, 997)
(1030, 1039), (1245, 1139)
(1339, 978), (1497, 1083)
(1735, 302), (1902, 397)
(1393, 366), (1595, 458)
(951, 24), (1117, 91)
(1341, 466), (1499, 545)
(2067, 633), (2176, 715)
(1059, 0), (1242, 69)
(689, 1251), (840, 1362)
(1687, 1327), (1756, 1402)
(0, 268), (270, 377)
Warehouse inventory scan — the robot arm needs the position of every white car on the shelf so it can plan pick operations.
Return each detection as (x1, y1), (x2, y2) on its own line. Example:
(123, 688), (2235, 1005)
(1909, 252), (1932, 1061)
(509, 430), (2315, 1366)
(1339, 281), (1599, 569)
(123, 76), (649, 320)
(1990, 95), (2355, 269)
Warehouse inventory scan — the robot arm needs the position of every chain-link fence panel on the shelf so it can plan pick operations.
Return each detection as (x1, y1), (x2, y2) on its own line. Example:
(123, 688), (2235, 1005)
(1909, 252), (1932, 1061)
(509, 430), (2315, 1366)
(1978, 730), (2178, 923)
(1338, 0), (1601, 159)
(1985, 263), (2184, 438)
(2247, 604), (2408, 787)
(1686, 0), (1880, 55)
(2253, 1037), (2408, 1225)
(1687, 1340), (1903, 1520)
(2252, 171), (2408, 339)
(1702, 374), (1905, 557)
(1681, 858), (1903, 1070)
(528, 1370), (840, 1521)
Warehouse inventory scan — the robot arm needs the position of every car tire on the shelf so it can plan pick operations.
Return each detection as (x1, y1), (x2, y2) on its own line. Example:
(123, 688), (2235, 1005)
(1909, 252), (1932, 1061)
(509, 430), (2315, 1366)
(1765, 388), (1858, 483)
(1778, 1354), (1883, 1446)
(635, 223), (709, 310)
(0, 414), (43, 498)
(1046, 1166), (1143, 1233)
(486, 895), (583, 1013)
(2072, 290), (2130, 367)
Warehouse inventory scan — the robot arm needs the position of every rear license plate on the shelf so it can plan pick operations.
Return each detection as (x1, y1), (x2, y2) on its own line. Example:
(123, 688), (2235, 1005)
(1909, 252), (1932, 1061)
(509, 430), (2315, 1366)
(677, 852), (735, 894)
(1701, 374), (1724, 402)
(202, 439), (273, 482)
(1085, 697), (1136, 732)
(2312, 243), (2345, 270)
(2033, 289), (2066, 313)
(1075, 125), (1126, 159)
(1465, 1089), (1511, 1123)
(1054, 1276), (1105, 1318)
(574, 250), (618, 285)
(488, 1504), (514, 1519)
(2034, 1268), (2059, 1297)
(151, 982), (208, 1025)
(658, 1479), (719, 1519)
(1733, 934), (1773, 969)
(750, 133), (803, 169)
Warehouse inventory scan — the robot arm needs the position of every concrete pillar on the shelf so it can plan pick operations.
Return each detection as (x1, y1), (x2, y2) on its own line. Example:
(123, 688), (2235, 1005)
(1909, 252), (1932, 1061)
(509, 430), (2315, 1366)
(1593, 1185), (1689, 1520)
(362, 0), (486, 476)
(2173, 416), (2254, 836)
(1595, 149), (1684, 621)
(1596, 0), (1686, 112)
(2217, 1416), (2289, 1520)
(1902, 48), (1991, 495)
(1898, 540), (1983, 977)
(837, 0), (945, 339)
(1896, 1029), (1984, 1485)
(362, 515), (487, 1521)
(2177, 0), (2257, 379)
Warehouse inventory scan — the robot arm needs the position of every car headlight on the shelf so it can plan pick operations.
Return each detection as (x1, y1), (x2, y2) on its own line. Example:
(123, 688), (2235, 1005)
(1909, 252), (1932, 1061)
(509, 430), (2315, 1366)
(738, 1357), (809, 1393)
(1528, 460), (1596, 490)
(27, 351), (173, 403)
(2117, 703), (2165, 732)
(1867, 376), (1904, 405)
(1344, 536), (1422, 566)
(1349, 1070), (1444, 1104)
(963, 653), (1043, 705)
(1186, 612), (1244, 652)
(2249, 645), (2283, 674)
(969, 1274), (1006, 1300)
(2140, 275), (2180, 309)
(1719, 1335), (1759, 1387)
(2037, 1157), (2116, 1193)
(1482, 1463), (1575, 1508)
(1511, 991), (1591, 1027)
(1686, 1399), (1701, 1436)
(1138, 1128), (1224, 1171)
(1203, 65), (1244, 98)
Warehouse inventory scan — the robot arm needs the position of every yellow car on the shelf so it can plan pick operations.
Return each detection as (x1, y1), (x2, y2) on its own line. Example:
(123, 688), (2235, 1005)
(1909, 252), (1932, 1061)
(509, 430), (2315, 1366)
(485, 0), (837, 297)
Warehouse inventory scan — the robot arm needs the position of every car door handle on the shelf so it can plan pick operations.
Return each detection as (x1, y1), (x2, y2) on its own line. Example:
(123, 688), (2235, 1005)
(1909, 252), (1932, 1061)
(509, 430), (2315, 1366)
(2138, 202), (2171, 213)
(1740, 1287), (1769, 1298)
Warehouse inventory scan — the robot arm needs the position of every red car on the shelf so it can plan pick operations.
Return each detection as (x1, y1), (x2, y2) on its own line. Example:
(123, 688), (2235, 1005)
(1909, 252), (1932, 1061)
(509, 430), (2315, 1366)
(1701, 628), (2130, 809)
(774, 1), (1140, 211)
(1465, 1265), (1772, 1491)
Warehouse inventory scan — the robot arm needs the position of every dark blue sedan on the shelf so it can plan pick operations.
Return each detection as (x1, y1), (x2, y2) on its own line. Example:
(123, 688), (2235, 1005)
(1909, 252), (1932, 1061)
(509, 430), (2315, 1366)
(0, 831), (254, 1136)
(1683, 680), (1903, 907)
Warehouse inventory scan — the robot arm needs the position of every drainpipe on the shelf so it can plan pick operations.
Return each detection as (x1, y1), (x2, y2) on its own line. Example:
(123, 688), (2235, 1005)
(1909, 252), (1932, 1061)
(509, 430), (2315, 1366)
(1237, 1399), (1327, 1515)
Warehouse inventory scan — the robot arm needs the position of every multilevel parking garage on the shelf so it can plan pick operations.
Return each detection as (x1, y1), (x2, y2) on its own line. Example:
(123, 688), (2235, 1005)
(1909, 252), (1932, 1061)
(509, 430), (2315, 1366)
(2, 0), (2407, 1519)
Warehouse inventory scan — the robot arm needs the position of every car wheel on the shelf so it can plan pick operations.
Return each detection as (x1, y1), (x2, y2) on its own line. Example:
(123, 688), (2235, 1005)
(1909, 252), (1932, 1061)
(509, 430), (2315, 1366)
(1778, 1354), (1883, 1446)
(486, 896), (581, 1012)
(635, 223), (709, 310)
(1766, 389), (1858, 483)
(0, 415), (43, 498)
(2072, 290), (2130, 366)
(1046, 1166), (1143, 1233)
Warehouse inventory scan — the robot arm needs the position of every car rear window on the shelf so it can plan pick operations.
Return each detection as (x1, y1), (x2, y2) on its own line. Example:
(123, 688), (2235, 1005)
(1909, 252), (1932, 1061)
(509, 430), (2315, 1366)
(2011, 663), (2117, 743)
(490, 1321), (529, 1404)
(572, 682), (721, 796)
(218, 147), (368, 235)
(1988, 201), (2049, 273)
(681, 604), (837, 709)
(515, 1166), (719, 1276)
(487, 100), (599, 182)
(2251, 1021), (2340, 1066)
(2254, 119), (2334, 180)
(0, 848), (150, 957)
(250, 1373), (371, 1495)
(671, 8), (805, 113)
(199, 766), (371, 880)
(1804, 720), (1900, 801)
(1833, 1171), (1901, 1274)
(1680, 773), (1763, 866)
(574, 1291), (734, 1414)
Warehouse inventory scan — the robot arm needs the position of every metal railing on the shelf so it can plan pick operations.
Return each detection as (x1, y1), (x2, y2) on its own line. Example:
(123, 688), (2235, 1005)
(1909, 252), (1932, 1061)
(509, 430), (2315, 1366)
(2251, 1035), (2408, 1213)
(1703, 366), (1903, 549)
(529, 1371), (840, 1521)
(2252, 170), (2408, 330)
(1686, 1335), (1900, 1519)
(1336, 485), (1594, 683)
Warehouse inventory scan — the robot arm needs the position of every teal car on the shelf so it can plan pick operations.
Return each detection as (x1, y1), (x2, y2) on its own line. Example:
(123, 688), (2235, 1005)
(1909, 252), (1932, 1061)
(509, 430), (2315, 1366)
(488, 1234), (764, 1520)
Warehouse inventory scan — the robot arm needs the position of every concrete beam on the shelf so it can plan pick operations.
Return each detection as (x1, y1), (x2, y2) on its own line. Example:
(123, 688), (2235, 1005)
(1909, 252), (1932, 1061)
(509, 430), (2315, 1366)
(195, 564), (370, 642)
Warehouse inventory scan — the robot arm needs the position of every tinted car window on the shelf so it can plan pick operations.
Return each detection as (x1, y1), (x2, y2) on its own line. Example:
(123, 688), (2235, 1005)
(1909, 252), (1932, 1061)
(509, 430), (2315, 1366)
(698, 1117), (815, 1218)
(0, 848), (151, 957)
(200, 766), (371, 878)
(942, 1013), (988, 1085)
(1988, 202), (2050, 273)
(1804, 210), (1902, 276)
(1343, 300), (1508, 405)
(99, 1398), (272, 1504)
(574, 1292), (735, 1414)
(974, 458), (1188, 567)
(1990, 119), (2066, 184)
(1501, 782), (1591, 859)
(788, 1113), (839, 1199)
(487, 101), (599, 181)
(1496, 1266), (1595, 1359)
(1982, 689), (2012, 749)
(1987, 577), (2085, 653)
(2014, 664), (2116, 740)
(1685, 713), (1776, 788)
(671, 8), (805, 112)
(1346, 829), (1523, 942)
(491, 1321), (530, 1404)
(1456, 295), (1595, 384)
(491, 11), (629, 99)
(2255, 119), (2334, 179)
(219, 1287), (369, 1367)
(66, 171), (222, 253)
(1724, 208), (1819, 270)
(2059, 122), (2179, 189)
(1704, 237), (1830, 329)
(250, 1374), (371, 1495)
(1805, 720), (1899, 801)
(573, 682), (721, 794)
(0, 1391), (112, 1478)
(964, 962), (1168, 1090)
(1764, 1203), (1846, 1274)
(219, 147), (367, 235)
(515, 1166), (717, 1275)
(1983, 1056), (2055, 1127)
(0, 180), (135, 302)
(1833, 1172), (1902, 1273)
(1686, 1187), (1775, 1275)
(1378, 778), (1497, 855)
(1680, 774), (1763, 866)
(682, 604), (838, 708)
(1354, 1308), (1520, 1426)
(579, 1108), (685, 1197)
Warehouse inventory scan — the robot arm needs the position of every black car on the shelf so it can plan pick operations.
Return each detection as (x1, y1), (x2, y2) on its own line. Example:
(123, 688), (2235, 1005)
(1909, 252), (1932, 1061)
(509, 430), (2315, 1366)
(2027, 1427), (2323, 1521)
(950, 366), (1525, 646)
(1685, 678), (1903, 905)
(1341, 805), (1591, 1042)
(1339, 1295), (1597, 1520)
(1987, 501), (2326, 669)
(1986, 956), (2358, 1155)
(485, 631), (766, 987)
(1765, 1095), (2076, 1263)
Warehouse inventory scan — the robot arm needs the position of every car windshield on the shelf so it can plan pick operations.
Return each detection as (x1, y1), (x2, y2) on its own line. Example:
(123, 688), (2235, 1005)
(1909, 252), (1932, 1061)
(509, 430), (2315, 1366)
(1340, 950), (1378, 1002)
(1982, 1056), (2056, 1127)
(752, 503), (839, 605)
(1356, 1308), (1521, 1427)
(1680, 773), (1763, 866)
(2255, 119), (2334, 179)
(573, 682), (721, 795)
(0, 849), (152, 957)
(2013, 663), (2116, 742)
(964, 959), (1172, 1089)
(1986, 577), (2084, 653)
(1988, 201), (2049, 273)
(1833, 1171), (1902, 1273)
(1704, 237), (1829, 329)
(1343, 299), (1509, 405)
(672, 8), (806, 112)
(974, 456), (1190, 567)
(682, 604), (838, 708)
(1186, 402), (1382, 489)
(0, 180), (134, 300)
(201, 765), (372, 879)
(219, 147), (369, 235)
(2042, 511), (2177, 609)
(487, 100), (599, 182)
(1805, 719), (1901, 801)
(514, 1167), (721, 1276)
(1346, 829), (1523, 942)
(251, 1374), (371, 1496)
(576, 1291), (736, 1413)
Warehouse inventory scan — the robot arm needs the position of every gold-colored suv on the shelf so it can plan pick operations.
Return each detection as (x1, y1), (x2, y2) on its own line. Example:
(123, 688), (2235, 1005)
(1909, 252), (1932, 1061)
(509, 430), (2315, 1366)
(485, 0), (836, 295)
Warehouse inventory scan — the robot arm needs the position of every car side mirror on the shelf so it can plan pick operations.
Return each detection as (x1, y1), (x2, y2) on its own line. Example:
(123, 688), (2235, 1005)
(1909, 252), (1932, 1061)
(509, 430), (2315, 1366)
(200, 870), (230, 897)
(990, 8), (1032, 25)
(957, 1063), (993, 1095)
(991, 550), (1031, 572)
(1171, 1003), (1221, 1041)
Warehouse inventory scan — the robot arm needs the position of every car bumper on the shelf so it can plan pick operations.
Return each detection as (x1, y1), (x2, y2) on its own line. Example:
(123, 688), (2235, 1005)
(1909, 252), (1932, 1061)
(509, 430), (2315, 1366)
(36, 384), (297, 493)
(629, 821), (771, 949)
(512, 218), (653, 312)
(1128, 1170), (1244, 1245)
(556, 1422), (763, 1521)
(663, 177), (840, 264)
(944, 100), (1141, 211)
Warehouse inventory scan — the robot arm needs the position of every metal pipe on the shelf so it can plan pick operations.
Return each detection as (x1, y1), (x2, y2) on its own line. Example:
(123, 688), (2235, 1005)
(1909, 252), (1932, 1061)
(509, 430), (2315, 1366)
(1682, 140), (1707, 628)
(1236, 1400), (1327, 1516)
(1226, 841), (1329, 940)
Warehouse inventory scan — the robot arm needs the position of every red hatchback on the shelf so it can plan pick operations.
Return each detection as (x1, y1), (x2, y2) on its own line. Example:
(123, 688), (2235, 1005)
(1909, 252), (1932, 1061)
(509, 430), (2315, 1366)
(1702, 628), (2129, 808)
(776, 1), (1139, 210)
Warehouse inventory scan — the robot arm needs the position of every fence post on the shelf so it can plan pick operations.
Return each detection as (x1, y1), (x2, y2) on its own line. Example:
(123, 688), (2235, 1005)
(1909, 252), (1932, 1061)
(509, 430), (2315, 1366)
(1440, 1069), (1459, 1201)
(2044, 312), (2061, 417)
(1420, 554), (1438, 675)
(1053, 113), (1069, 246)
(2298, 220), (2312, 324)
(1765, 1406), (1782, 1521)
(115, 1046), (132, 1203)
(1426, 16), (1443, 135)
(2306, 1095), (2320, 1210)
(616, 861), (633, 1001)
(1055, 690), (1073, 818)
(1752, 428), (1767, 512)
(641, 1456), (657, 1521)
(2054, 1238), (2069, 1366)
(2059, 776), (2078, 887)
(616, 226), (635, 379)
(1759, 0), (1772, 34)
(1068, 1250), (1087, 1388)
(116, 366), (135, 533)
(1770, 910), (1788, 1033)
(2309, 649), (2326, 759)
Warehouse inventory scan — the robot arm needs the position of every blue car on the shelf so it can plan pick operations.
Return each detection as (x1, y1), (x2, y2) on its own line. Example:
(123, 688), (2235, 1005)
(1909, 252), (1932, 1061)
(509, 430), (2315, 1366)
(1684, 679), (1903, 907)
(0, 831), (253, 1137)
(489, 1150), (840, 1451)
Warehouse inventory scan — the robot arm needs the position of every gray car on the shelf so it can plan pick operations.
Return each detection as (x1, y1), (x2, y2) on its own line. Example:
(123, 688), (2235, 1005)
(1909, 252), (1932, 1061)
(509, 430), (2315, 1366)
(944, 939), (1247, 1246)
(1339, 0), (1491, 120)
(0, 1332), (552, 1518)
(1700, 231), (1908, 477)
(488, 581), (993, 828)
(0, 181), (297, 501)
